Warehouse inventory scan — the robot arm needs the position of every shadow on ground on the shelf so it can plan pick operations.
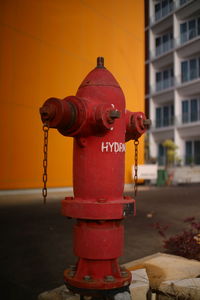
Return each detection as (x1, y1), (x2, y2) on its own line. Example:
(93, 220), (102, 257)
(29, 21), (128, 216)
(0, 185), (199, 299)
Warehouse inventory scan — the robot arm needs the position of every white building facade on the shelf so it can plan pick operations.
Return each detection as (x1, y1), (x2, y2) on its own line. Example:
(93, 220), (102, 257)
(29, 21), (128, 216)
(145, 0), (200, 166)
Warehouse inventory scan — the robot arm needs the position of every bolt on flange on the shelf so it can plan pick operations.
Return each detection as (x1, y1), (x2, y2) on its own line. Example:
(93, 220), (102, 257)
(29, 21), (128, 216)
(68, 270), (76, 277)
(83, 275), (92, 281)
(104, 275), (115, 282)
(69, 265), (76, 271)
(120, 271), (129, 278)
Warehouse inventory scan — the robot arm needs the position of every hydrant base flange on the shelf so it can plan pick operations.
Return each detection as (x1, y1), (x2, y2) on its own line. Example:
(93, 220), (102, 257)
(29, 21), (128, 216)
(65, 284), (131, 298)
(64, 270), (131, 296)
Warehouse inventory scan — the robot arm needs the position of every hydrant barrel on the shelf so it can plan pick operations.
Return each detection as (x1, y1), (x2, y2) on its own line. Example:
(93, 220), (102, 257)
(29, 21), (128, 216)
(74, 221), (123, 260)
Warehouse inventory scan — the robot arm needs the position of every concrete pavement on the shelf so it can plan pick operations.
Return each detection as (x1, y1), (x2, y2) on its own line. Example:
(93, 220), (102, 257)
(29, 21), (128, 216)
(0, 185), (199, 299)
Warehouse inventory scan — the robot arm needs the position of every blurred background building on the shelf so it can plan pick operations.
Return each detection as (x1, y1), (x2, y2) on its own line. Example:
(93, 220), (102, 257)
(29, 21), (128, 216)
(0, 0), (145, 190)
(145, 0), (200, 167)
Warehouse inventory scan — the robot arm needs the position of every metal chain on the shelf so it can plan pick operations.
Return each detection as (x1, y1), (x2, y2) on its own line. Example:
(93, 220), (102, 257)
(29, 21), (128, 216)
(134, 139), (139, 197)
(42, 123), (49, 204)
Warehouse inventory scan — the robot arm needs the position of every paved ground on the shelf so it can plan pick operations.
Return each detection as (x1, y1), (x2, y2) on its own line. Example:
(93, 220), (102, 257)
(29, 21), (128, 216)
(0, 185), (200, 300)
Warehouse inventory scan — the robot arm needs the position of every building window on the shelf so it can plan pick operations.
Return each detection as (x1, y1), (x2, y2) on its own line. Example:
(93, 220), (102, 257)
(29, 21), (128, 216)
(182, 98), (200, 123)
(185, 141), (192, 164)
(181, 61), (188, 82)
(163, 106), (170, 126)
(158, 143), (165, 165)
(199, 58), (200, 77)
(180, 16), (200, 45)
(155, 37), (162, 56)
(156, 104), (174, 128)
(156, 72), (162, 91)
(156, 68), (174, 92)
(155, 32), (173, 57)
(163, 70), (170, 89)
(180, 0), (188, 5)
(191, 99), (198, 122)
(180, 22), (187, 44)
(194, 141), (200, 164)
(156, 107), (162, 127)
(181, 57), (200, 83)
(154, 0), (173, 22)
(185, 140), (200, 165)
(182, 100), (189, 123)
(190, 59), (197, 80)
(162, 0), (168, 17)
(155, 2), (161, 21)
(189, 19), (196, 40)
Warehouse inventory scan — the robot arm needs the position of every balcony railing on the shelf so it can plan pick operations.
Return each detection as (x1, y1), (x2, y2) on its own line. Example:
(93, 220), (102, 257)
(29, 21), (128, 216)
(175, 73), (200, 86)
(151, 73), (200, 95)
(185, 155), (200, 165)
(151, 78), (174, 94)
(149, 0), (195, 26)
(177, 113), (200, 125)
(152, 114), (200, 130)
(151, 39), (174, 59)
(155, 116), (175, 128)
(175, 0), (195, 10)
(157, 154), (200, 166)
(150, 2), (174, 25)
(175, 30), (200, 47)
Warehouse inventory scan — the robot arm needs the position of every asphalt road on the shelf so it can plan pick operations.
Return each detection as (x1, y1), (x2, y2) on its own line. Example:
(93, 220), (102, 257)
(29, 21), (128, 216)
(0, 185), (199, 300)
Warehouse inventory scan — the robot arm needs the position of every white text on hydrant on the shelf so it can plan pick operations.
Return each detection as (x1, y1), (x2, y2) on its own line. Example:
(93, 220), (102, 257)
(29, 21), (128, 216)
(101, 142), (126, 153)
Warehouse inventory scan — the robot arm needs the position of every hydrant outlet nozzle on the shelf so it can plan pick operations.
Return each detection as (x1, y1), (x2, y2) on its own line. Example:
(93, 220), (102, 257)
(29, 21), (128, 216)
(143, 118), (151, 129)
(39, 97), (77, 131)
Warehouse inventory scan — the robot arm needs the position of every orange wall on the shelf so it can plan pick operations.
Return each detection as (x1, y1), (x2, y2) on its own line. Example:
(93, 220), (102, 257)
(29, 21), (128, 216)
(0, 0), (144, 189)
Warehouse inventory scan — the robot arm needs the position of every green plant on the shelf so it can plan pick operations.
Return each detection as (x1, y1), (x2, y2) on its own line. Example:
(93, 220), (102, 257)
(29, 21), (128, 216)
(162, 139), (178, 168)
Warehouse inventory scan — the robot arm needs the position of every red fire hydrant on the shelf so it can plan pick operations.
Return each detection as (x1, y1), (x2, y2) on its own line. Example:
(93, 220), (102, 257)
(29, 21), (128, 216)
(40, 57), (148, 299)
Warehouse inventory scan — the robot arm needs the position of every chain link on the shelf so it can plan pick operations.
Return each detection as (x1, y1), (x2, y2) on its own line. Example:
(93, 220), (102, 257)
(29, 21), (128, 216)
(42, 123), (49, 204)
(134, 139), (139, 197)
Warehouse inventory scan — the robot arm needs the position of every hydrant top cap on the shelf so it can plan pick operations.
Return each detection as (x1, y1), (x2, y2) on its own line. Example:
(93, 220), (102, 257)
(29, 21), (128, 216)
(78, 58), (120, 89)
(97, 57), (104, 68)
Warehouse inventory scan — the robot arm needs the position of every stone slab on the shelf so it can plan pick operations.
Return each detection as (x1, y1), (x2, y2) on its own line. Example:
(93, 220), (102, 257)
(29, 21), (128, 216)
(38, 253), (200, 299)
(38, 269), (149, 300)
(38, 285), (79, 300)
(159, 278), (200, 300)
(129, 268), (149, 300)
(124, 252), (200, 289)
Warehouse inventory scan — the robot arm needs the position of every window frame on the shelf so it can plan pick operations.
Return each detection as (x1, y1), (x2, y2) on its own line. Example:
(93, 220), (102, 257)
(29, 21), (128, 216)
(181, 97), (200, 123)
(155, 31), (173, 57)
(154, 0), (173, 22)
(181, 60), (188, 82)
(180, 15), (200, 45)
(158, 143), (166, 166)
(156, 67), (174, 92)
(185, 140), (200, 165)
(190, 99), (198, 122)
(181, 56), (200, 83)
(155, 104), (174, 128)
